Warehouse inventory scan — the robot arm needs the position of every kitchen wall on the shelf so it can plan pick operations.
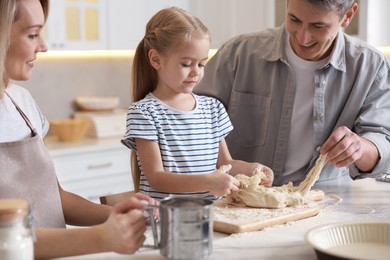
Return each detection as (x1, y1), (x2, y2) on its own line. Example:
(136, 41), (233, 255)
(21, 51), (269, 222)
(15, 0), (276, 120)
(14, 0), (390, 121)
(15, 47), (390, 121)
(15, 54), (133, 120)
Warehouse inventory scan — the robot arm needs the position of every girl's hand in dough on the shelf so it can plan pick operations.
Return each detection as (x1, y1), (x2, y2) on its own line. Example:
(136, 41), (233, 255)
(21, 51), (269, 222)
(208, 164), (240, 196)
(251, 164), (274, 187)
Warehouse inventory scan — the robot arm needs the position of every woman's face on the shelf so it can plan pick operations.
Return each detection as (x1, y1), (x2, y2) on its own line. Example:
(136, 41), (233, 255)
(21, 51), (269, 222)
(5, 0), (47, 81)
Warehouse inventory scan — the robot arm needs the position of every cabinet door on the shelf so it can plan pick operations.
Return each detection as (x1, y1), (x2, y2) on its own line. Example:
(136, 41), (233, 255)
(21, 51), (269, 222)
(45, 0), (107, 50)
(106, 0), (147, 50)
(52, 147), (134, 203)
(145, 0), (190, 18)
(107, 0), (190, 50)
(189, 0), (275, 49)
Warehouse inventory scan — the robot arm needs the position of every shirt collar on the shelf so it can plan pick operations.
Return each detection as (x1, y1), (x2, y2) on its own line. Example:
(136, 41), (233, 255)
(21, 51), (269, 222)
(273, 26), (347, 72)
(326, 30), (347, 72)
(267, 25), (287, 62)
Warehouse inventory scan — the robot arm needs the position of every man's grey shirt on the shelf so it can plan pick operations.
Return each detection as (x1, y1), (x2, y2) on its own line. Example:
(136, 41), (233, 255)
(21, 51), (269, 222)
(196, 25), (390, 185)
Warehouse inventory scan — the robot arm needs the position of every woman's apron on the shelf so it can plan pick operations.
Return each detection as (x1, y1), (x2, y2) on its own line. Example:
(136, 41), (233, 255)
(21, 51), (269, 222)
(0, 94), (65, 228)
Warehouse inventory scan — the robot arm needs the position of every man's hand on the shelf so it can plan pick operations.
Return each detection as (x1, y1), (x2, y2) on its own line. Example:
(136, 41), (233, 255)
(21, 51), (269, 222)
(320, 126), (379, 172)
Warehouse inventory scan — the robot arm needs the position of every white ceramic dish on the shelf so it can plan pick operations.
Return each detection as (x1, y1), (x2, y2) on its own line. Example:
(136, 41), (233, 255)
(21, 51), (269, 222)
(305, 221), (390, 260)
(75, 96), (120, 112)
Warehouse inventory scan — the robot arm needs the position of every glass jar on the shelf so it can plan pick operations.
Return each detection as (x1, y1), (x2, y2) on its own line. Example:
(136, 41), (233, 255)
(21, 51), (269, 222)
(0, 199), (34, 260)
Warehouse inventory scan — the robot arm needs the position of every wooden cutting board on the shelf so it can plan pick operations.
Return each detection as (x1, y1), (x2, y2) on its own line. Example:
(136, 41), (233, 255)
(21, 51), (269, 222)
(213, 189), (324, 234)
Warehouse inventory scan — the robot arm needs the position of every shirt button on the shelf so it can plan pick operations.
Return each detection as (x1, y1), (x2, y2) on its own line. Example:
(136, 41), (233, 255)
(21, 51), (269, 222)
(315, 146), (321, 152)
(316, 113), (324, 120)
(319, 81), (326, 87)
(283, 109), (290, 118)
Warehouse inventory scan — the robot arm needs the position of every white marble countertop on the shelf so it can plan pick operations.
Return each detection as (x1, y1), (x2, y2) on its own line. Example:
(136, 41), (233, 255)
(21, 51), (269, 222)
(44, 136), (125, 156)
(55, 177), (390, 260)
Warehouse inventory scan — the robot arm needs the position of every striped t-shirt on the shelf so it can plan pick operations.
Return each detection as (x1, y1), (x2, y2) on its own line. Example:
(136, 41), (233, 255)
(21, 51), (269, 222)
(121, 93), (233, 200)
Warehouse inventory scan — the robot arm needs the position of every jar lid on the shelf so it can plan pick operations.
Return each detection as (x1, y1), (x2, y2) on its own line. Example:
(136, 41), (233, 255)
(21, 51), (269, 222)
(0, 199), (29, 222)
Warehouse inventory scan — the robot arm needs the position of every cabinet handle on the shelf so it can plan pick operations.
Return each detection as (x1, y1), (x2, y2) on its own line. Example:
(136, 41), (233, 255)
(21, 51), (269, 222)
(87, 162), (112, 170)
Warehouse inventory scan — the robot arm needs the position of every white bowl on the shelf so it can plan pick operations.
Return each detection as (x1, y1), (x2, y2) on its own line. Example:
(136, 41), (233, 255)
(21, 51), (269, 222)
(75, 96), (120, 112)
(305, 221), (390, 260)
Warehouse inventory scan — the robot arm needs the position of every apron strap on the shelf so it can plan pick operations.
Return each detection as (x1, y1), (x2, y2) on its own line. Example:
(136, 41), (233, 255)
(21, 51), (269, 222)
(5, 91), (38, 136)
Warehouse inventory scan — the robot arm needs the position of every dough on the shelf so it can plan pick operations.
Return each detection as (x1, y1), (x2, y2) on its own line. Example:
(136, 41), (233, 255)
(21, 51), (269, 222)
(226, 154), (327, 208)
(296, 154), (327, 196)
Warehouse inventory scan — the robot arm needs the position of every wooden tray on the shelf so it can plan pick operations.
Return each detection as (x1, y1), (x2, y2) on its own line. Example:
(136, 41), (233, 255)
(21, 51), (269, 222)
(213, 189), (324, 234)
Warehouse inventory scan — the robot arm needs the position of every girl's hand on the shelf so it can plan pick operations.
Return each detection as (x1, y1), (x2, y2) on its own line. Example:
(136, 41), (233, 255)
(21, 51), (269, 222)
(209, 164), (240, 196)
(251, 164), (274, 187)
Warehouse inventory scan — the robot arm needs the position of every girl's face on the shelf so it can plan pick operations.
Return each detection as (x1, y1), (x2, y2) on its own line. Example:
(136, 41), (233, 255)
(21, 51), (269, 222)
(152, 37), (210, 95)
(5, 0), (47, 81)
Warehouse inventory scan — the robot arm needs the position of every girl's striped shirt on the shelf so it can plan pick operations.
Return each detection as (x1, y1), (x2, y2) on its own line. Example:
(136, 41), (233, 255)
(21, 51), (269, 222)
(121, 93), (233, 200)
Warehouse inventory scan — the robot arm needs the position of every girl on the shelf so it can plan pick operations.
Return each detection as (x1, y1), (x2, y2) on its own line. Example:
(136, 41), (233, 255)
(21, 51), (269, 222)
(122, 7), (273, 200)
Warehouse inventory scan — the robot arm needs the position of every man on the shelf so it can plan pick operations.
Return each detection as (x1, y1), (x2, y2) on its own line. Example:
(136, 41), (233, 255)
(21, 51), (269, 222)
(196, 0), (390, 186)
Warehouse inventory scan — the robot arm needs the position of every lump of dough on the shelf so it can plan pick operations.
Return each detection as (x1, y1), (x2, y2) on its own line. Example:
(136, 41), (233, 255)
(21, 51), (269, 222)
(227, 171), (304, 208)
(226, 154), (327, 208)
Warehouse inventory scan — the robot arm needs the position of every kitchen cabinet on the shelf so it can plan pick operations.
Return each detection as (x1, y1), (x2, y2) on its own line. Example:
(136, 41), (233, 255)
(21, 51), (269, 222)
(108, 0), (274, 50)
(106, 0), (144, 50)
(189, 0), (275, 48)
(107, 0), (190, 50)
(45, 0), (108, 50)
(44, 0), (276, 50)
(43, 0), (390, 51)
(46, 138), (134, 204)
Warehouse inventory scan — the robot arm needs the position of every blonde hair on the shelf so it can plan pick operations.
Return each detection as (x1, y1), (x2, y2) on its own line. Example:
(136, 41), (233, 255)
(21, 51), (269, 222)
(0, 0), (49, 98)
(130, 7), (210, 192)
(0, 0), (16, 97)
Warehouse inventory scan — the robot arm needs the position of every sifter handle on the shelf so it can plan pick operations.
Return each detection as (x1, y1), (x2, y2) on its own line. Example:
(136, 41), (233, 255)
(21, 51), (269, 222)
(145, 205), (159, 248)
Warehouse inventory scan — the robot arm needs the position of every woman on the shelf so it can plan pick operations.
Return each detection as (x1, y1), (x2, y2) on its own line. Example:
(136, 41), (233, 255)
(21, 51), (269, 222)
(0, 0), (156, 258)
